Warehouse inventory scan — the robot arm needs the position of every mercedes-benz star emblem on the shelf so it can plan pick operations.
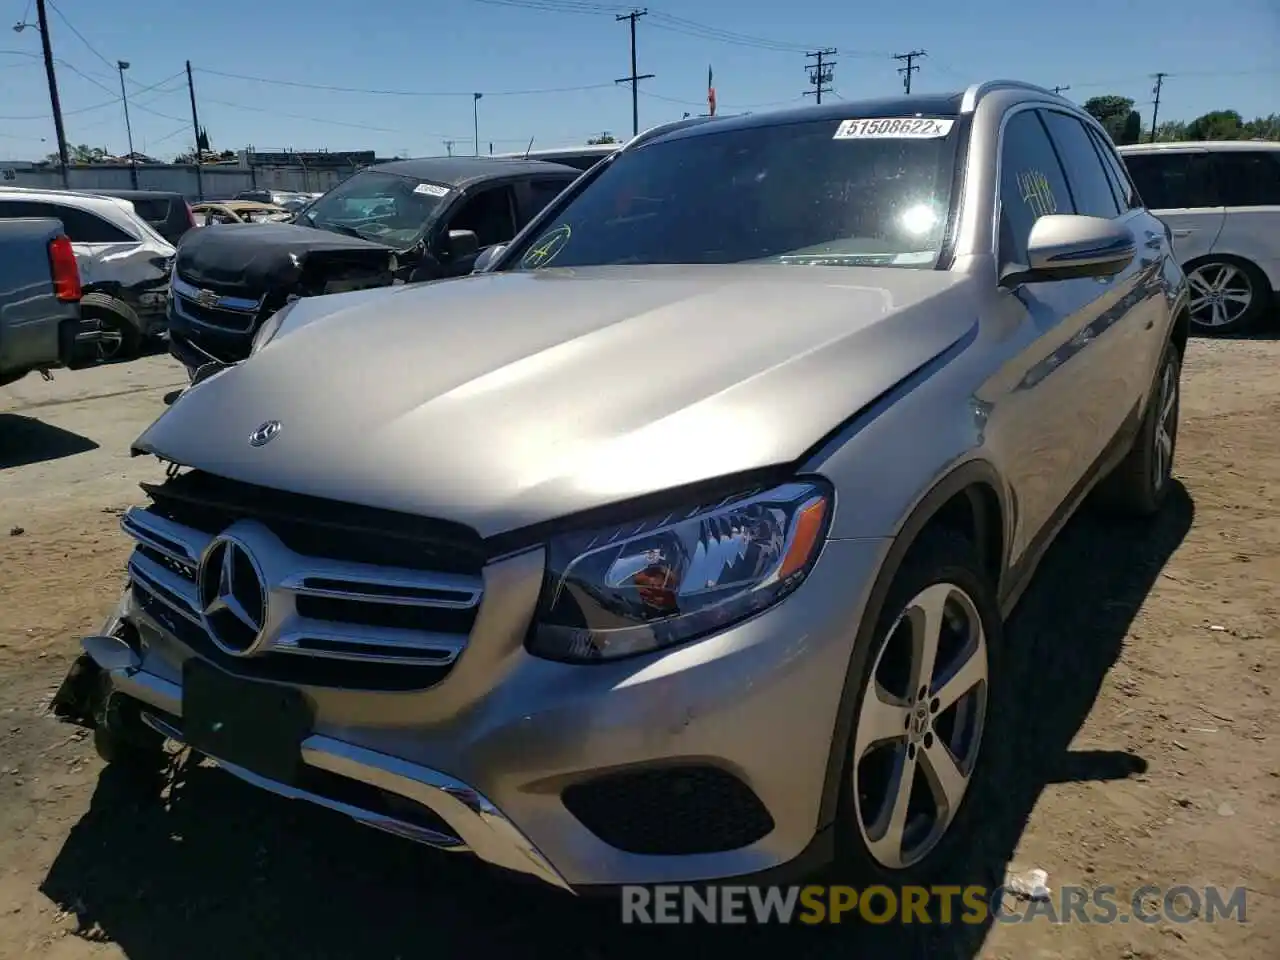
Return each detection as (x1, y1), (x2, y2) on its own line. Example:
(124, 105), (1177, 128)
(197, 537), (268, 656)
(249, 420), (281, 447)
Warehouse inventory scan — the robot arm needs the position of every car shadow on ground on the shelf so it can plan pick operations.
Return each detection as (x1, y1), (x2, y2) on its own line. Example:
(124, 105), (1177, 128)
(39, 483), (1194, 960)
(0, 414), (99, 470)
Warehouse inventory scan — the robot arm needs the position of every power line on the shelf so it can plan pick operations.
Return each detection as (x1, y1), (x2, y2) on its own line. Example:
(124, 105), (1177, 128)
(193, 66), (616, 98)
(45, 0), (114, 72)
(804, 49), (836, 105)
(893, 49), (926, 94)
(615, 8), (654, 136)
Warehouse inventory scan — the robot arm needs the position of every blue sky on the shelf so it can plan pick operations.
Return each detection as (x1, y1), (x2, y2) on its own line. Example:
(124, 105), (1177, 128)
(1, 0), (1276, 161)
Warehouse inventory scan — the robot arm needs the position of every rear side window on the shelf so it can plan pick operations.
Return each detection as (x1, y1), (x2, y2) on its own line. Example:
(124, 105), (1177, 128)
(1122, 153), (1215, 209)
(47, 205), (136, 243)
(1087, 128), (1141, 210)
(1038, 110), (1121, 219)
(999, 109), (1073, 265)
(1210, 151), (1280, 207)
(129, 198), (171, 223)
(523, 178), (574, 222)
(0, 199), (63, 222)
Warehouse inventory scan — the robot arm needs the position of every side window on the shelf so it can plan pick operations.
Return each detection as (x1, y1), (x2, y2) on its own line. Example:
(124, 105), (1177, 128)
(54, 206), (136, 243)
(998, 110), (1074, 266)
(522, 178), (574, 224)
(1211, 152), (1280, 207)
(1087, 128), (1141, 210)
(0, 199), (64, 222)
(1039, 110), (1121, 219)
(445, 185), (518, 247)
(1121, 153), (1216, 210)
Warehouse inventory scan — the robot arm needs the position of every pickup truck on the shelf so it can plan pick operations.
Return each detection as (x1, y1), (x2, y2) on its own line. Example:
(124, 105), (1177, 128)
(0, 218), (98, 387)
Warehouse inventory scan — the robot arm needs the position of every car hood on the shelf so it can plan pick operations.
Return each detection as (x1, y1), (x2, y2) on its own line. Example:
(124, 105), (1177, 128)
(174, 222), (393, 296)
(135, 264), (976, 538)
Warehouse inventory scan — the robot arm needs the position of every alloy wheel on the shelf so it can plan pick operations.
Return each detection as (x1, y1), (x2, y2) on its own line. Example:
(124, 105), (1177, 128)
(94, 318), (126, 362)
(853, 581), (988, 870)
(1187, 262), (1253, 330)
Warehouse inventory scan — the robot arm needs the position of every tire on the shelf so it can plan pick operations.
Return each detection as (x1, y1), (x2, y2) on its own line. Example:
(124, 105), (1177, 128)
(1095, 341), (1180, 518)
(1184, 257), (1269, 336)
(90, 672), (167, 777)
(830, 527), (1003, 887)
(84, 308), (141, 363)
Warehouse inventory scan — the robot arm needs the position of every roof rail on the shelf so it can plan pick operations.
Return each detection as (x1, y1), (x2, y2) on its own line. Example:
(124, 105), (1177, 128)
(622, 114), (722, 152)
(960, 79), (1064, 114)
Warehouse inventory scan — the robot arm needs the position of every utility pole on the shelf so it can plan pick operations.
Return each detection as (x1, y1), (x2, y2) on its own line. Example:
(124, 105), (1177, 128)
(472, 93), (482, 156)
(185, 61), (204, 200)
(29, 0), (70, 187)
(1053, 84), (1070, 96)
(615, 8), (653, 137)
(443, 140), (454, 157)
(1149, 72), (1167, 144)
(117, 61), (138, 188)
(893, 49), (926, 94)
(803, 48), (837, 104)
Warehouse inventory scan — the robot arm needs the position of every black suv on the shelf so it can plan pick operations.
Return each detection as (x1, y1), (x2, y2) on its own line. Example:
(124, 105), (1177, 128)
(168, 156), (580, 374)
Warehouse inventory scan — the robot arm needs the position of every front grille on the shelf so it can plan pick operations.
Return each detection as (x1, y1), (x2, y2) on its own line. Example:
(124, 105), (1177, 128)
(122, 471), (487, 689)
(561, 765), (775, 855)
(173, 292), (259, 332)
(142, 469), (485, 575)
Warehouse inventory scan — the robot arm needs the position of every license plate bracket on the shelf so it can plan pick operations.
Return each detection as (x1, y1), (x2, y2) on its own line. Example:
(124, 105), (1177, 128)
(182, 659), (312, 785)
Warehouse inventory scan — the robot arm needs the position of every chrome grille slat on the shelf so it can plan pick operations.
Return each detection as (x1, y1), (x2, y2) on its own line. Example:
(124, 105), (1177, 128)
(120, 505), (480, 670)
(128, 556), (202, 624)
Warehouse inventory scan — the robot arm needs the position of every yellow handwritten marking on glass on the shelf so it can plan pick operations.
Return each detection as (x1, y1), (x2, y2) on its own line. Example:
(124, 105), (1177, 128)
(1017, 169), (1058, 219)
(522, 224), (572, 268)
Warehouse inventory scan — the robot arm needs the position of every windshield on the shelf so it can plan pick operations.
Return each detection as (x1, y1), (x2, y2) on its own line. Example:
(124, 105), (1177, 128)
(299, 170), (451, 248)
(508, 115), (961, 271)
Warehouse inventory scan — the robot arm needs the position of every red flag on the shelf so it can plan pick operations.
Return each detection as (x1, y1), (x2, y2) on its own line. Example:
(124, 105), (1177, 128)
(707, 64), (716, 116)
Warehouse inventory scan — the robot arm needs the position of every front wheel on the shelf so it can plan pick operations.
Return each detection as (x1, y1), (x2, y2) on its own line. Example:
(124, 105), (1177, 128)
(833, 528), (1002, 884)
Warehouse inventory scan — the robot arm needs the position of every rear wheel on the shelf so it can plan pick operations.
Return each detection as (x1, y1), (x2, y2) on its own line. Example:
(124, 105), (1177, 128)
(1185, 257), (1268, 336)
(833, 528), (1002, 885)
(84, 308), (140, 363)
(1095, 341), (1180, 518)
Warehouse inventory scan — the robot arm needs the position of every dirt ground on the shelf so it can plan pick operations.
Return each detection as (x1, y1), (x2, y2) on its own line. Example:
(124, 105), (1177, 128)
(1, 337), (1277, 959)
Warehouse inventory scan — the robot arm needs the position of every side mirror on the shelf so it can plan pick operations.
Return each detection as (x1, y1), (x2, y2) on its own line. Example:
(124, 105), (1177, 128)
(446, 229), (480, 260)
(1001, 215), (1136, 287)
(472, 243), (506, 274)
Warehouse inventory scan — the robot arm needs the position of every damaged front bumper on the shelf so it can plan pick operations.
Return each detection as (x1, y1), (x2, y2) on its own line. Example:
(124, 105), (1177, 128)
(56, 631), (571, 893)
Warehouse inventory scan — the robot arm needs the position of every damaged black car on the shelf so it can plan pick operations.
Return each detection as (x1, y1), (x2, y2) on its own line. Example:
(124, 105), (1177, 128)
(167, 156), (581, 376)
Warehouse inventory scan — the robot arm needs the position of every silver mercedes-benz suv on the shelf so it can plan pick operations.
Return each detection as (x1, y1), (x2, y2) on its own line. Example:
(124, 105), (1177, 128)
(55, 80), (1188, 895)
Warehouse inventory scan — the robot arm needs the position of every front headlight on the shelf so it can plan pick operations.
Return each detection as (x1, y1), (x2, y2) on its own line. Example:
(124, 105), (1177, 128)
(527, 480), (831, 663)
(249, 299), (297, 356)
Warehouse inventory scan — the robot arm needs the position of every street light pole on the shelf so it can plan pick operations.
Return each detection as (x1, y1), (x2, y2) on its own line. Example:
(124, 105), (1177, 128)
(117, 60), (138, 188)
(14, 0), (70, 188)
(472, 93), (482, 157)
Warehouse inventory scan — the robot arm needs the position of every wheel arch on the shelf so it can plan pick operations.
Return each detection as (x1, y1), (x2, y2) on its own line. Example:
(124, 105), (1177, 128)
(815, 458), (1008, 829)
(79, 292), (144, 333)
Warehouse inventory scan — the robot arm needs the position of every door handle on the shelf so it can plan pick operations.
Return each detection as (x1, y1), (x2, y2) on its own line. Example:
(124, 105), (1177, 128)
(1173, 228), (1194, 238)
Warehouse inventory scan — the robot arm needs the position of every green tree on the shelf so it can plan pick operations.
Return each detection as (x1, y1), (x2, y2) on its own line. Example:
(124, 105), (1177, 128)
(45, 144), (110, 164)
(1242, 113), (1280, 140)
(1186, 110), (1244, 140)
(1082, 95), (1144, 145)
(586, 132), (617, 144)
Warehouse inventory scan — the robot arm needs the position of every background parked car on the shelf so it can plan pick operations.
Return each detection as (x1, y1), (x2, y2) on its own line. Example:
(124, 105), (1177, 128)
(1119, 141), (1280, 335)
(92, 189), (197, 246)
(167, 156), (581, 374)
(192, 201), (293, 225)
(0, 187), (174, 360)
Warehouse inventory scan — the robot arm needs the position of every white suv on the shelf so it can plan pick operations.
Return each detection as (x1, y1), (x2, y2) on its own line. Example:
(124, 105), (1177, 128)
(0, 187), (175, 359)
(1118, 141), (1280, 335)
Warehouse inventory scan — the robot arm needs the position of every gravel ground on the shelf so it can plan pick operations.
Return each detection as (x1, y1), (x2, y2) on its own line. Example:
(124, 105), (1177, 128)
(0, 337), (1277, 959)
